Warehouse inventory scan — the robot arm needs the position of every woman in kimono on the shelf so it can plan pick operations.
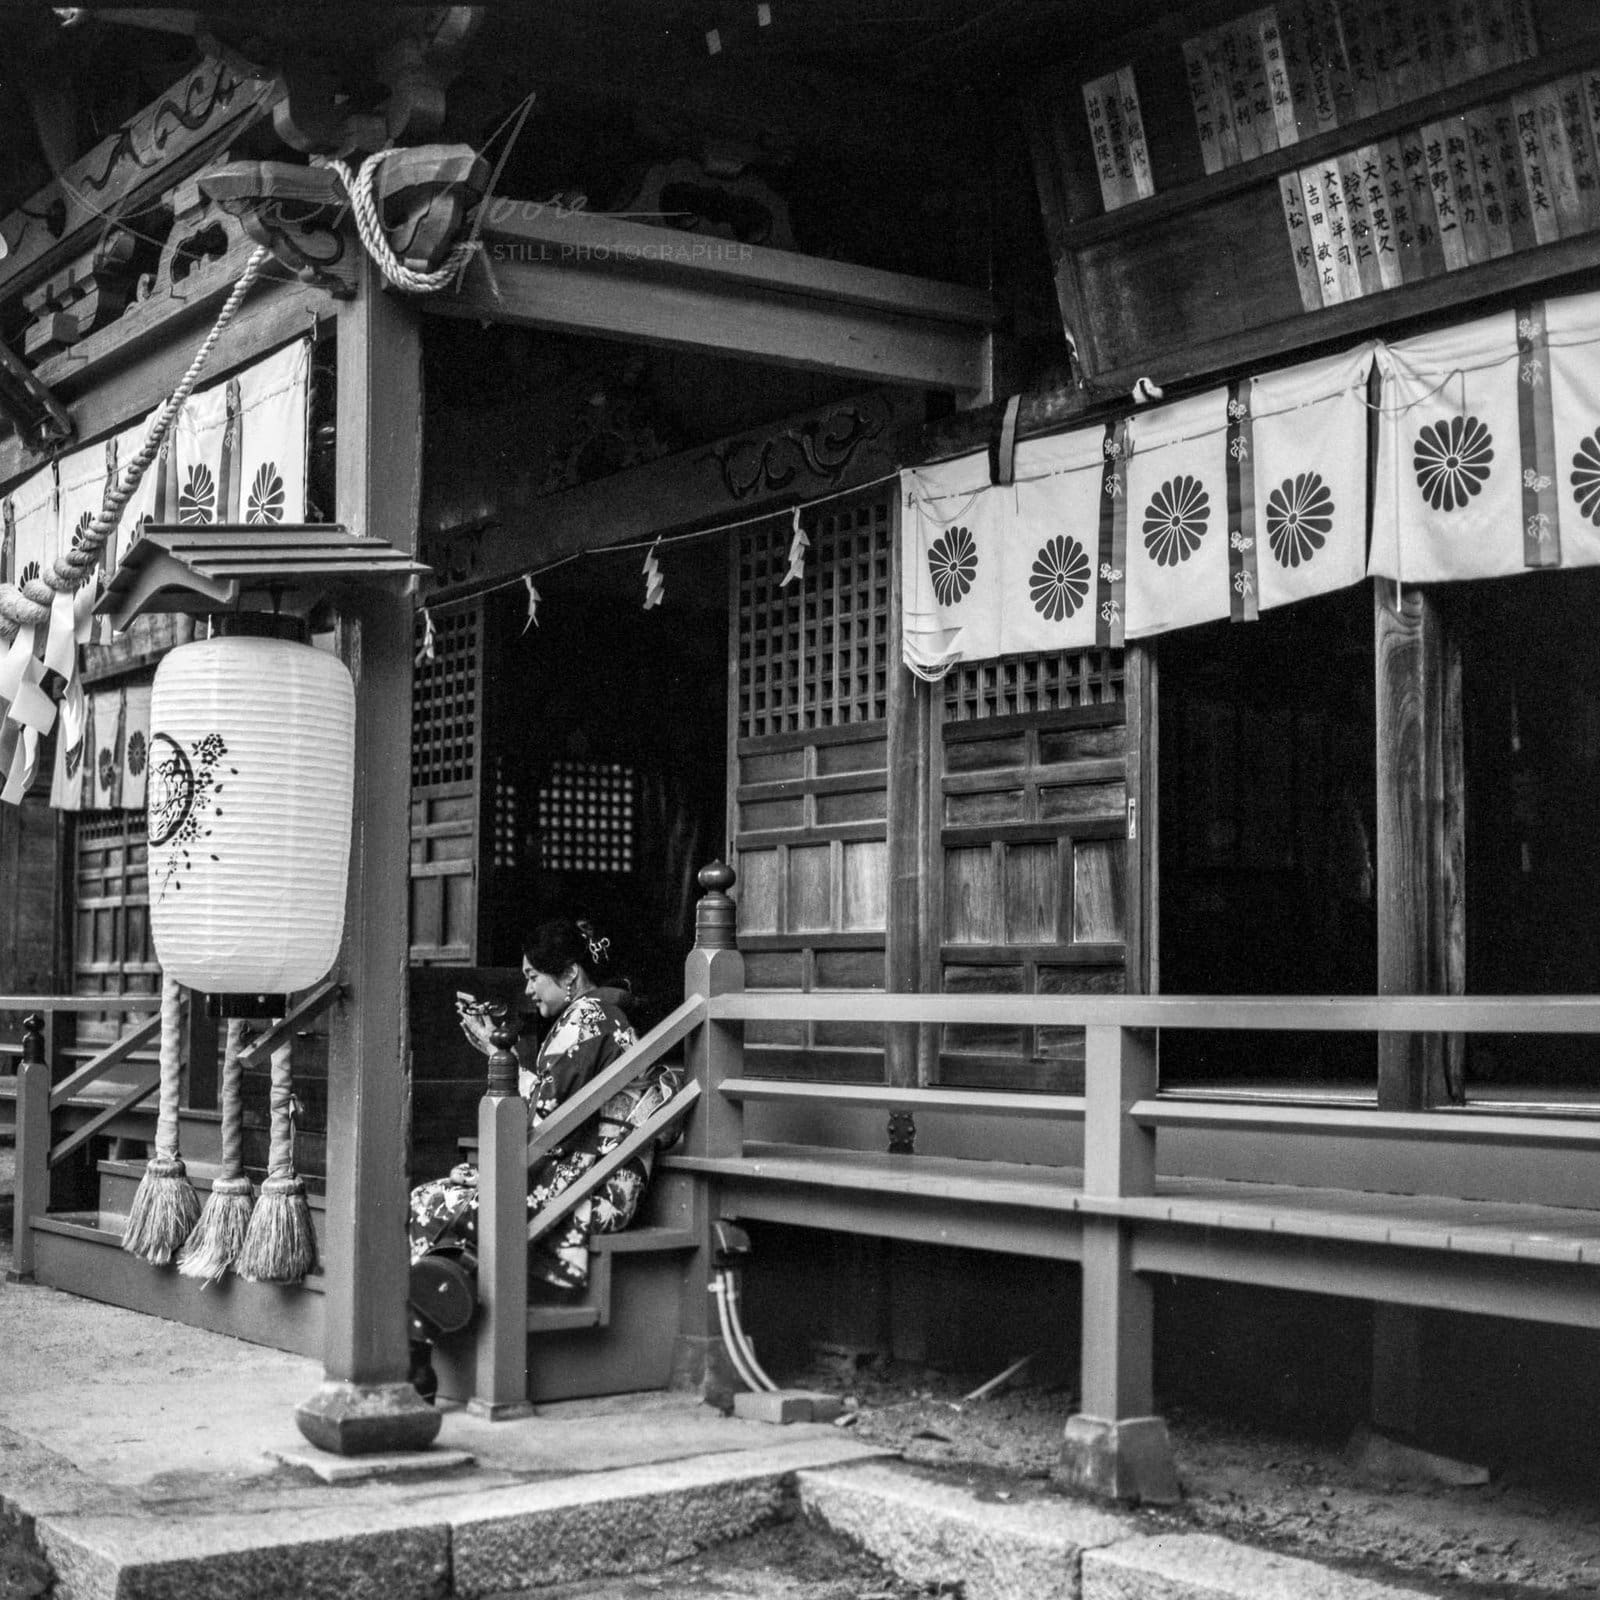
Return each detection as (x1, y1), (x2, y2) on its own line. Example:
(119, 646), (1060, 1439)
(408, 919), (680, 1382)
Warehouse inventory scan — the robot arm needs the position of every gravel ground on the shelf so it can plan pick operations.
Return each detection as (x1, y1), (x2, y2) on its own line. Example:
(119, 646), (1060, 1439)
(794, 1353), (1600, 1596)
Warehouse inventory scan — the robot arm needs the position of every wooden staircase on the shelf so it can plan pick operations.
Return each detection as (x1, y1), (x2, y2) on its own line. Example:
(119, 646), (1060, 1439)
(432, 1170), (703, 1405)
(17, 1122), (701, 1406)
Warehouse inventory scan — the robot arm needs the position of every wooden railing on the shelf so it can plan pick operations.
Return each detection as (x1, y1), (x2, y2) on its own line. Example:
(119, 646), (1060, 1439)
(652, 864), (1600, 1499)
(4, 982), (341, 1282)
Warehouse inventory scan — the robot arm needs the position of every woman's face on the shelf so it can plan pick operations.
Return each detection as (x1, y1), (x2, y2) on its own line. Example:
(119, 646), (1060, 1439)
(522, 960), (569, 1018)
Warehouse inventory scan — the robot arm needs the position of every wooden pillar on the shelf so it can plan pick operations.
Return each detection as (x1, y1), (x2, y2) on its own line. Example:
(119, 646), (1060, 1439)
(671, 863), (746, 1397)
(7, 1013), (49, 1283)
(1374, 581), (1465, 1109)
(1061, 1023), (1177, 1503)
(1370, 580), (1465, 1448)
(294, 257), (440, 1455)
(469, 1022), (534, 1419)
(885, 500), (923, 1102)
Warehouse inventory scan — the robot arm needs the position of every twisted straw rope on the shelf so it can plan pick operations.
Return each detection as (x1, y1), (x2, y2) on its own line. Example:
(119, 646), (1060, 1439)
(155, 972), (183, 1162)
(0, 244), (272, 646)
(219, 1017), (246, 1179)
(265, 1037), (296, 1180)
(313, 152), (477, 293)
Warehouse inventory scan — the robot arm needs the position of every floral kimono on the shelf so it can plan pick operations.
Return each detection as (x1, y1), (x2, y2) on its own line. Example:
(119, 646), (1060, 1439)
(408, 992), (681, 1290)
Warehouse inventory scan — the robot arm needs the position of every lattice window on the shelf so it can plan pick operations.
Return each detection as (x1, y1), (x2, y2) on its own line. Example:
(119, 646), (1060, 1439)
(537, 760), (635, 872)
(944, 648), (1125, 722)
(411, 608), (480, 787)
(71, 811), (158, 1016)
(491, 753), (518, 871)
(738, 495), (891, 738)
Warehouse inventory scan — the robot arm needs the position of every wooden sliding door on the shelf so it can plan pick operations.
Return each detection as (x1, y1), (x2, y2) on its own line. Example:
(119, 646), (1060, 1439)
(930, 647), (1151, 1091)
(731, 488), (904, 1081)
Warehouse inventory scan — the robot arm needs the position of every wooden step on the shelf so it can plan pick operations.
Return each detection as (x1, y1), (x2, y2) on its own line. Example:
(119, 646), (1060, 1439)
(435, 1222), (701, 1405)
(28, 1212), (324, 1359)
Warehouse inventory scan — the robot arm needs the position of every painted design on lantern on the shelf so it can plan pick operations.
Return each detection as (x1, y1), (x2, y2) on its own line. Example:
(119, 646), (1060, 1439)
(178, 463), (215, 525)
(1414, 416), (1494, 513)
(1028, 534), (1090, 621)
(149, 731), (233, 899)
(1571, 431), (1600, 525)
(247, 462), (286, 525)
(928, 525), (978, 606)
(126, 731), (146, 777)
(1265, 471), (1334, 568)
(1142, 474), (1209, 567)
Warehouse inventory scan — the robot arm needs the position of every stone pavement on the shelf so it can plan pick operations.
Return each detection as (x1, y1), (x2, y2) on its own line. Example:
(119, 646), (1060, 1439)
(0, 1263), (1524, 1600)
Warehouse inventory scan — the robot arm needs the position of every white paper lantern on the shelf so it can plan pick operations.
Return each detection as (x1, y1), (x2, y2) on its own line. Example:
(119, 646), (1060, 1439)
(147, 634), (355, 1001)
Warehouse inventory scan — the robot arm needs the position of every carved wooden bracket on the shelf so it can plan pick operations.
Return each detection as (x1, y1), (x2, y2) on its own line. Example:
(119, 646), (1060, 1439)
(270, 7), (484, 157)
(19, 227), (139, 361)
(155, 169), (252, 301)
(199, 162), (353, 296)
(373, 146), (490, 273)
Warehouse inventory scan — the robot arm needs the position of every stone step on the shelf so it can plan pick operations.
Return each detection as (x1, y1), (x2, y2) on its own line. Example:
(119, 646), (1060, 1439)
(31, 1434), (889, 1600)
(798, 1461), (1463, 1600)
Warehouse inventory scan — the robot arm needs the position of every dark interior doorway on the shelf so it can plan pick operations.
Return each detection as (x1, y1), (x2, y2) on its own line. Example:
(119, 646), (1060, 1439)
(1156, 588), (1377, 1092)
(478, 534), (729, 1026)
(1459, 568), (1600, 1103)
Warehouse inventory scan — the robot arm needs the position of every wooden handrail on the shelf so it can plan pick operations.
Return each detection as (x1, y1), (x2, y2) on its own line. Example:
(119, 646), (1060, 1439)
(49, 1012), (164, 1110)
(527, 1082), (701, 1243)
(706, 991), (1600, 1034)
(231, 981), (343, 1073)
(49, 1060), (161, 1167)
(0, 995), (161, 1015)
(718, 1078), (1085, 1120)
(526, 995), (706, 1169)
(1132, 1100), (1600, 1148)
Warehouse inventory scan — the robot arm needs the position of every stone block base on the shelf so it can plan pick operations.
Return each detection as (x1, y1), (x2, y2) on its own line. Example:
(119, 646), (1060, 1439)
(1057, 1413), (1179, 1505)
(733, 1389), (847, 1425)
(295, 1380), (444, 1456)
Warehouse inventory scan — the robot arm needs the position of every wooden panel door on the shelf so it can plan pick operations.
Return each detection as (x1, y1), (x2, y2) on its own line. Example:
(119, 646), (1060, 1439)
(410, 604), (485, 965)
(931, 647), (1151, 1091)
(731, 489), (901, 1081)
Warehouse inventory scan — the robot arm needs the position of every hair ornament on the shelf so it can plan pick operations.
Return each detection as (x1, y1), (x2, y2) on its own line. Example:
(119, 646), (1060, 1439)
(576, 919), (610, 967)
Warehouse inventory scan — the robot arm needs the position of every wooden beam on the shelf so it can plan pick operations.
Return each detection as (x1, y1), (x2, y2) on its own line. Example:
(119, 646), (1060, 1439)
(424, 207), (992, 396)
(421, 389), (917, 601)
(0, 258), (339, 490)
(0, 58), (277, 303)
(294, 258), (439, 1455)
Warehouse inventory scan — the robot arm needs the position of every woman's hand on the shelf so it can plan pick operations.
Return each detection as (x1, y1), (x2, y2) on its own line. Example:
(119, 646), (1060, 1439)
(454, 993), (507, 1057)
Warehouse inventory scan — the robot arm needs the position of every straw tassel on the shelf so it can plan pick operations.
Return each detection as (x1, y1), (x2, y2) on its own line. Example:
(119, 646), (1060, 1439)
(120, 974), (202, 1264)
(177, 1020), (253, 1281)
(236, 1035), (316, 1283)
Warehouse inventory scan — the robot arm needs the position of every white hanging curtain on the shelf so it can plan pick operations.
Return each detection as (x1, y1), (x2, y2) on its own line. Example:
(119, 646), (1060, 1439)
(171, 338), (309, 529)
(1369, 309), (1524, 582)
(901, 428), (1108, 679)
(1122, 388), (1231, 639)
(1249, 343), (1375, 613)
(40, 338), (312, 811)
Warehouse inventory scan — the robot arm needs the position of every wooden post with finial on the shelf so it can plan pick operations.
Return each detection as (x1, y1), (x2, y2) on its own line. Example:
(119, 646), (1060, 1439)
(470, 1016), (534, 1419)
(671, 862), (746, 1397)
(9, 1013), (49, 1282)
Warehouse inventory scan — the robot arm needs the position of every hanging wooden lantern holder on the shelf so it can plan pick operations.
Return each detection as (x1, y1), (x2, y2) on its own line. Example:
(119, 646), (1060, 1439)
(95, 522), (430, 633)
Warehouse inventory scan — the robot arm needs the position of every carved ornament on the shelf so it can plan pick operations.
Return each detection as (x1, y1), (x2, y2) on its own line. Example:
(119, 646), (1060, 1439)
(711, 393), (893, 501)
